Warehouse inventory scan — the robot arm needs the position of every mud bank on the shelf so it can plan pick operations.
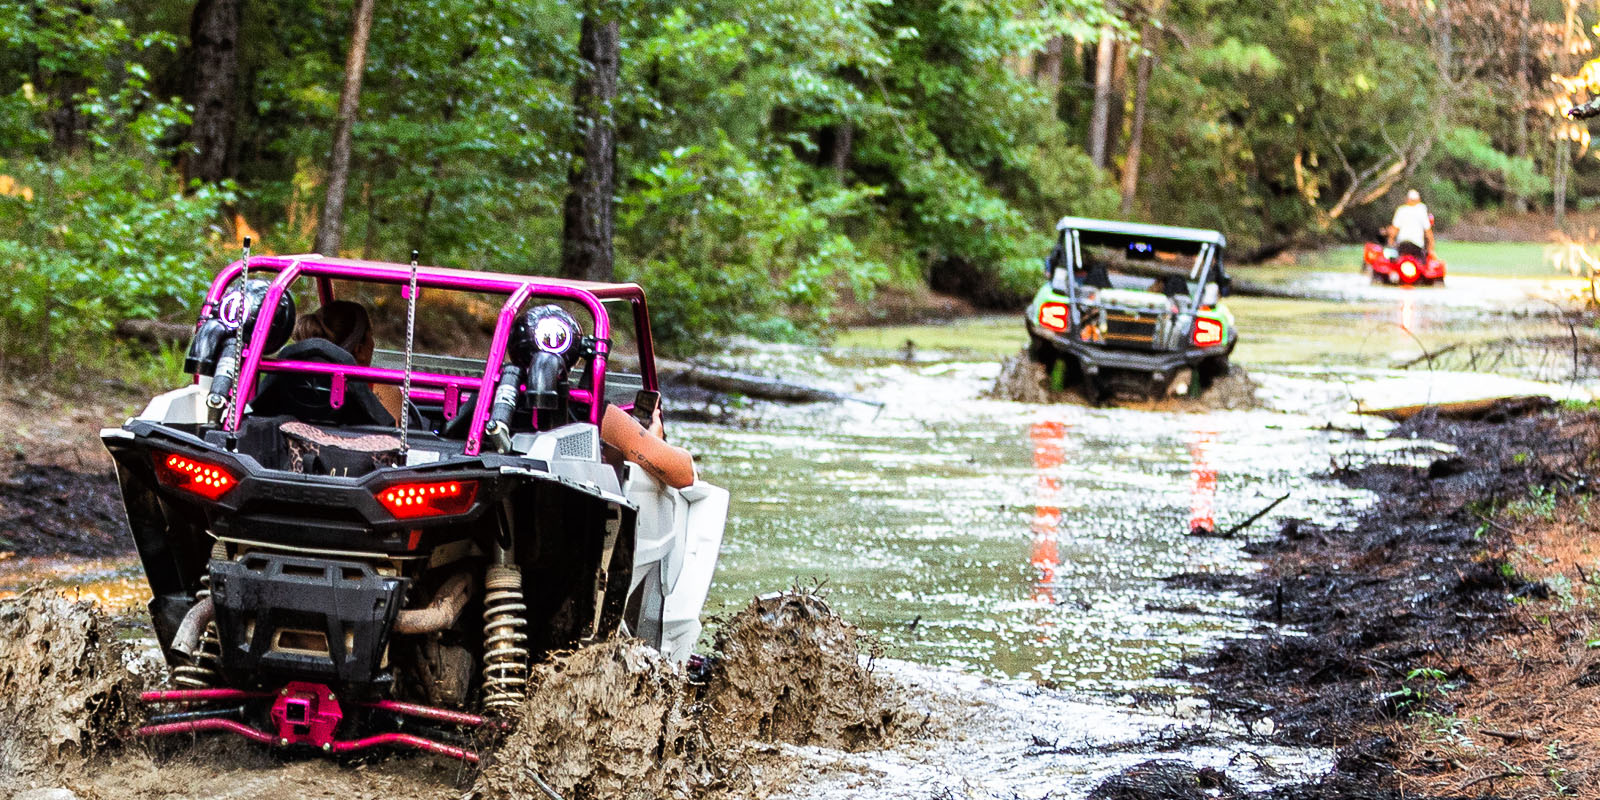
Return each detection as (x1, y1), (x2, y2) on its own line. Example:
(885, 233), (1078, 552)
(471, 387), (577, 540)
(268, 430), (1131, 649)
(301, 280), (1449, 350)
(1164, 401), (1598, 797)
(0, 463), (129, 558)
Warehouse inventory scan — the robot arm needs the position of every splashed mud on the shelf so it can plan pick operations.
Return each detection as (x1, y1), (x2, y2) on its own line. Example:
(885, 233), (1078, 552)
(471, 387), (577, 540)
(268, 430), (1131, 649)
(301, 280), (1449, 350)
(473, 641), (692, 799)
(700, 592), (901, 752)
(0, 594), (139, 788)
(475, 591), (901, 800)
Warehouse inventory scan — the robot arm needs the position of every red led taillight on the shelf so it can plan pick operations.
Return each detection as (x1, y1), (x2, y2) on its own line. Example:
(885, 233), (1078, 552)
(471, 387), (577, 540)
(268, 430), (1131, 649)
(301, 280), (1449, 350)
(1192, 318), (1224, 347)
(376, 480), (479, 519)
(155, 453), (237, 500)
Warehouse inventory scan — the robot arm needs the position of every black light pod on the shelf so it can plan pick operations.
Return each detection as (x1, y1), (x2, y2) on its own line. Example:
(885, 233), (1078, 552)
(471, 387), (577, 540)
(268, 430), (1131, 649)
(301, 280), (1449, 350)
(200, 279), (296, 414)
(508, 305), (582, 420)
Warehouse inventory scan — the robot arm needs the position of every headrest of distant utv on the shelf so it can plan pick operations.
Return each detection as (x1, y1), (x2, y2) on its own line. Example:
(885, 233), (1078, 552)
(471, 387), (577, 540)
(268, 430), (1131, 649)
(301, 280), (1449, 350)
(510, 305), (582, 365)
(183, 279), (296, 375)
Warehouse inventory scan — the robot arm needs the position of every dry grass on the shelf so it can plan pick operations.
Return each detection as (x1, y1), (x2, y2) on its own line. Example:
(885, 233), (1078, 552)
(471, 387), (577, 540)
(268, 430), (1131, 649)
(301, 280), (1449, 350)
(1390, 496), (1600, 799)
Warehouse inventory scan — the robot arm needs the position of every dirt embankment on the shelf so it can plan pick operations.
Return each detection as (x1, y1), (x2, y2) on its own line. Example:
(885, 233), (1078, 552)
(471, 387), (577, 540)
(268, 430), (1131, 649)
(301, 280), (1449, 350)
(1155, 403), (1600, 799)
(0, 591), (906, 800)
(0, 379), (140, 559)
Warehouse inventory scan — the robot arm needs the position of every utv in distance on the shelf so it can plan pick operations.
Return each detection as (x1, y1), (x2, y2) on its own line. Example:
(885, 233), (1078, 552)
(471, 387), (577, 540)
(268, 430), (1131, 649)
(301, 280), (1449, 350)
(1025, 217), (1236, 400)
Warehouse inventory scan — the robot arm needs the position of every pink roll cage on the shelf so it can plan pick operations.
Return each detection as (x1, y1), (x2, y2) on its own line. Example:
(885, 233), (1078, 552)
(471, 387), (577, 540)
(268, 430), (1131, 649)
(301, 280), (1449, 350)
(198, 254), (658, 457)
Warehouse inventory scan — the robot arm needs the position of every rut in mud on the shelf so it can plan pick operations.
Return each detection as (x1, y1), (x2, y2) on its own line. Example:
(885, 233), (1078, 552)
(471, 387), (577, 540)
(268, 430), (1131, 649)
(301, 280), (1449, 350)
(0, 591), (902, 800)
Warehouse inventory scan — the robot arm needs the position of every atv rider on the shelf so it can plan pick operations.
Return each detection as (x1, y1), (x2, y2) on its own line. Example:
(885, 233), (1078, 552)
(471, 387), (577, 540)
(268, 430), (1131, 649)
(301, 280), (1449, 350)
(1388, 189), (1434, 262)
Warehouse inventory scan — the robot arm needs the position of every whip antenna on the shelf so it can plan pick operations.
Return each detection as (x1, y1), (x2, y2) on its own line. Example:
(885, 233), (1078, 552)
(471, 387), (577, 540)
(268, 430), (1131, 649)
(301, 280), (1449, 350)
(401, 249), (419, 454)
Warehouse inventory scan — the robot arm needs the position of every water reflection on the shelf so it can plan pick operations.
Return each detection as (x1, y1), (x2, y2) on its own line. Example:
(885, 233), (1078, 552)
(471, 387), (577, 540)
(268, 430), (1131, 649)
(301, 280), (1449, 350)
(1188, 429), (1217, 535)
(0, 555), (146, 611)
(1029, 420), (1068, 605)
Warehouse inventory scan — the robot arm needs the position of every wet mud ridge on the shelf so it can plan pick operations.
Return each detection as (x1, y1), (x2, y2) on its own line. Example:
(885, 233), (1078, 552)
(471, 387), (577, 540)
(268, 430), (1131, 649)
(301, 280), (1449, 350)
(0, 591), (906, 800)
(1155, 400), (1597, 799)
(0, 462), (129, 558)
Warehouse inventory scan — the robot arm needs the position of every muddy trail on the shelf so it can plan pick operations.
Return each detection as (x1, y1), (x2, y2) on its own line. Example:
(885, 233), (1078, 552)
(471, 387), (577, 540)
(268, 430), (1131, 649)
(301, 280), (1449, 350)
(0, 463), (128, 558)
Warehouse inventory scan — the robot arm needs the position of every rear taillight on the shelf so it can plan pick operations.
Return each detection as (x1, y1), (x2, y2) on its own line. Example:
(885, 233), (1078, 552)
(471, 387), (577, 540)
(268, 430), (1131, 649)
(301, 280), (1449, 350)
(376, 480), (479, 519)
(1192, 318), (1224, 347)
(155, 453), (237, 500)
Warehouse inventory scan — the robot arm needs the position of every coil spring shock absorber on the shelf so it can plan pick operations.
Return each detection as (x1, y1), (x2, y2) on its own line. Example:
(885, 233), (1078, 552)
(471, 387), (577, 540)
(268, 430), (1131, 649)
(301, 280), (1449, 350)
(481, 564), (530, 713)
(172, 543), (227, 688)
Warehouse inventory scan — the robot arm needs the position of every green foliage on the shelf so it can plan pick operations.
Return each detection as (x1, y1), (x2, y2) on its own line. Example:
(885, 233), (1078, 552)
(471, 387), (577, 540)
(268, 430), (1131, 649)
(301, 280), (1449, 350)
(0, 0), (234, 370)
(0, 0), (1573, 362)
(619, 140), (887, 348)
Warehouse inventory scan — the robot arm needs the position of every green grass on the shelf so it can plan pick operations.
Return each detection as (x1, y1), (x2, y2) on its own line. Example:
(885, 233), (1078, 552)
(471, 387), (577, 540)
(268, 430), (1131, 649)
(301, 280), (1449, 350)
(1293, 240), (1558, 278)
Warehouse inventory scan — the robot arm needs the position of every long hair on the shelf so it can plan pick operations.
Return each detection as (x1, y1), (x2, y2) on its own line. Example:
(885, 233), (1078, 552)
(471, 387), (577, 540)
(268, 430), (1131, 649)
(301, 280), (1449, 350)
(293, 301), (373, 361)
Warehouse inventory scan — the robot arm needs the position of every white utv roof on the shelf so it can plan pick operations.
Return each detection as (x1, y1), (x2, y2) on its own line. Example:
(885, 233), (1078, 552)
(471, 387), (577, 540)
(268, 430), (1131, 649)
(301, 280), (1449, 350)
(1056, 216), (1227, 250)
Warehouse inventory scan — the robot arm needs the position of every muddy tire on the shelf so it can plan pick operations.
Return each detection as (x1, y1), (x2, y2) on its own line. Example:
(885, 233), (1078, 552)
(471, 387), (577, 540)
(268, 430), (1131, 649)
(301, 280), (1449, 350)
(1027, 334), (1055, 365)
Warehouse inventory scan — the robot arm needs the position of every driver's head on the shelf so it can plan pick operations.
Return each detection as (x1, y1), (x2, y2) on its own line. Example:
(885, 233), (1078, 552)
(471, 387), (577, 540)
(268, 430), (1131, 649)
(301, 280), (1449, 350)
(293, 301), (375, 365)
(1405, 189), (1421, 204)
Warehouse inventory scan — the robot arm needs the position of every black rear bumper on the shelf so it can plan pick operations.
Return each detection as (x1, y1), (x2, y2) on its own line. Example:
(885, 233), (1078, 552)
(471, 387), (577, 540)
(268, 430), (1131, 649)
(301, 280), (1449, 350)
(1035, 334), (1230, 376)
(210, 552), (406, 687)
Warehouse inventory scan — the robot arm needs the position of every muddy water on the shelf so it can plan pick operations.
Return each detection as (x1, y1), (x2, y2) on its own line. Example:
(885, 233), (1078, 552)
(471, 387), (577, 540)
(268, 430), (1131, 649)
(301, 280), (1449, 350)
(679, 363), (1375, 690)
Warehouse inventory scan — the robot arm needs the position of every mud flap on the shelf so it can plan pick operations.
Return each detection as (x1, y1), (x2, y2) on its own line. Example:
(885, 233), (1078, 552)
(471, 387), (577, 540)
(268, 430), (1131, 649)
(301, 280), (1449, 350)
(659, 482), (728, 662)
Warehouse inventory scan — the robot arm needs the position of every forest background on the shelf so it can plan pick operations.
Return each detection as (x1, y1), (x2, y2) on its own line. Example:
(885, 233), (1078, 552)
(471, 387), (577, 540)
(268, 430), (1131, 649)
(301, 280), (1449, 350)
(1, 0), (1597, 365)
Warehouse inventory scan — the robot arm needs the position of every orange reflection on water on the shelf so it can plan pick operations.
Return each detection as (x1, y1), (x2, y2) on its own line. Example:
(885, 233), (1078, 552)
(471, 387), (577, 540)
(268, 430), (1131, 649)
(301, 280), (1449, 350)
(1399, 296), (1416, 332)
(0, 556), (149, 611)
(1188, 429), (1217, 534)
(1029, 420), (1069, 604)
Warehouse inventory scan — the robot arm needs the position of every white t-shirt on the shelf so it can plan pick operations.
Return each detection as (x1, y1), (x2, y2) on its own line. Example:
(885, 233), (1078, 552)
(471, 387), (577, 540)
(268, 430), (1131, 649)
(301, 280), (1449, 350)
(1391, 203), (1431, 247)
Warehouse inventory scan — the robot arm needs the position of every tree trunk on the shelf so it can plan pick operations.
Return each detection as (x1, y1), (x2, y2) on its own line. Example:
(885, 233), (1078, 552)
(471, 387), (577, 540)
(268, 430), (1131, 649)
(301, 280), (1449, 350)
(313, 0), (378, 257)
(1037, 35), (1063, 95)
(1106, 41), (1128, 161)
(1121, 31), (1156, 215)
(1510, 0), (1531, 214)
(1555, 137), (1571, 230)
(831, 122), (853, 181)
(1088, 27), (1115, 169)
(185, 0), (243, 186)
(561, 13), (620, 283)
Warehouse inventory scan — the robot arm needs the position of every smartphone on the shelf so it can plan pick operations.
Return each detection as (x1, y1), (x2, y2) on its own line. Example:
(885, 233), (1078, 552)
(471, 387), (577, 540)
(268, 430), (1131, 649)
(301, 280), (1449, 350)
(631, 390), (661, 428)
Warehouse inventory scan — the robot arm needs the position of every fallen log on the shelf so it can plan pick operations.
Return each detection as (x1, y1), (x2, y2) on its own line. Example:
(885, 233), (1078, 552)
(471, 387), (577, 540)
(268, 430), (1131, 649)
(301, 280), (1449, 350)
(1357, 395), (1556, 422)
(115, 319), (192, 348)
(656, 359), (850, 404)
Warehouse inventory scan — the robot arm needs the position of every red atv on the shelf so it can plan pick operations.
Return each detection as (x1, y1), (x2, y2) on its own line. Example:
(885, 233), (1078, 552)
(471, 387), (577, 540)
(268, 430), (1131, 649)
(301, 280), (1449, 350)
(1363, 241), (1445, 286)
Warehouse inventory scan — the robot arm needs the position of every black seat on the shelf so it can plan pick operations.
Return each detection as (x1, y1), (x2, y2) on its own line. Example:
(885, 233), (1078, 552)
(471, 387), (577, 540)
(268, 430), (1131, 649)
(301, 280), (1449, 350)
(250, 339), (395, 427)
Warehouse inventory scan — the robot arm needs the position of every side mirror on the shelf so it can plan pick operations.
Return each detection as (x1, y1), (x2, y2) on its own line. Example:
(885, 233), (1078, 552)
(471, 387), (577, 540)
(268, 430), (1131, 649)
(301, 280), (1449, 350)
(1201, 283), (1221, 307)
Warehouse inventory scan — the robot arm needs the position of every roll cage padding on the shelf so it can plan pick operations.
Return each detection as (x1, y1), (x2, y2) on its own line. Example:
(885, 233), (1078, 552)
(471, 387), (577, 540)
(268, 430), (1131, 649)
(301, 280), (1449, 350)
(252, 339), (395, 427)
